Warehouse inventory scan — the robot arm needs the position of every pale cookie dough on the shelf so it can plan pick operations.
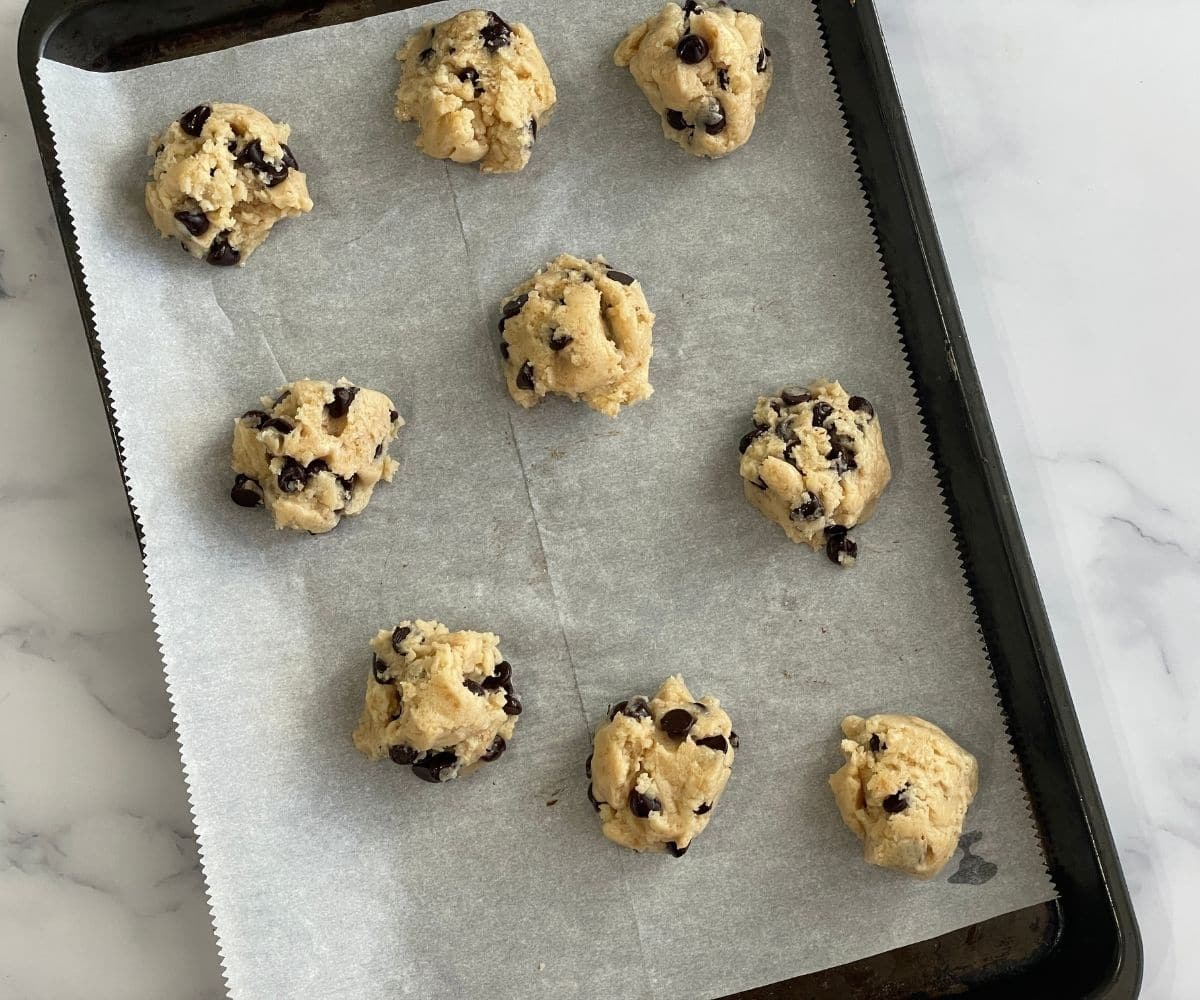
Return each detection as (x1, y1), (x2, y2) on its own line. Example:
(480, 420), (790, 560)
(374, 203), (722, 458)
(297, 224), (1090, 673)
(739, 379), (891, 566)
(500, 254), (655, 416)
(353, 620), (520, 782)
(230, 379), (402, 534)
(146, 103), (313, 265)
(614, 0), (773, 158)
(588, 675), (736, 856)
(395, 10), (556, 173)
(829, 714), (979, 879)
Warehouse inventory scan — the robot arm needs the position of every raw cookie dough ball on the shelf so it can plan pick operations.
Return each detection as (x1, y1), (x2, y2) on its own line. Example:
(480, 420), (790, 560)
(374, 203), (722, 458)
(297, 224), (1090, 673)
(739, 379), (891, 566)
(588, 675), (736, 856)
(500, 254), (655, 417)
(829, 714), (979, 879)
(394, 10), (556, 173)
(352, 620), (520, 782)
(614, 0), (773, 159)
(145, 102), (313, 265)
(230, 378), (402, 534)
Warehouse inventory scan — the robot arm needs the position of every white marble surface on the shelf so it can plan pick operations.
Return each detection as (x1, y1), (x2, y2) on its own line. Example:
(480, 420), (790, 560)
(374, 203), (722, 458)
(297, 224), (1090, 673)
(0, 0), (1193, 996)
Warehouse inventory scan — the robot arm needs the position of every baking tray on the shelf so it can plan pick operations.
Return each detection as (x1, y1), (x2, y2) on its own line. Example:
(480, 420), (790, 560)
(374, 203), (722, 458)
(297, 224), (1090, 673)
(18, 0), (1142, 995)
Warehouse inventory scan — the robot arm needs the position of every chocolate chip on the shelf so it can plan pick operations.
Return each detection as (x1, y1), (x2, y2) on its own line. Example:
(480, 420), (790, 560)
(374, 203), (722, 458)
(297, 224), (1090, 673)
(305, 459), (329, 476)
(274, 389), (291, 406)
(882, 787), (908, 814)
(389, 409), (400, 423)
(781, 443), (805, 470)
(458, 66), (480, 86)
(780, 387), (811, 406)
(412, 749), (458, 783)
(337, 474), (356, 496)
(738, 427), (765, 453)
(259, 417), (294, 435)
(280, 144), (298, 170)
(516, 362), (535, 391)
(585, 753), (593, 778)
(155, 144), (164, 156)
(373, 655), (394, 684)
(481, 735), (506, 762)
(845, 396), (874, 420)
(463, 678), (486, 696)
(174, 209), (209, 237)
(419, 46), (434, 61)
(227, 140), (238, 154)
(693, 702), (708, 713)
(499, 339), (510, 361)
(751, 478), (768, 491)
(388, 744), (418, 765)
(666, 109), (689, 131)
(826, 530), (858, 566)
(277, 457), (308, 493)
(587, 784), (602, 811)
(628, 788), (661, 818)
(729, 731), (740, 748)
(611, 696), (651, 721)
(682, 0), (702, 15)
(391, 626), (411, 653)
(606, 268), (636, 285)
(757, 47), (770, 73)
(793, 492), (823, 520)
(241, 409), (269, 427)
(179, 104), (212, 136)
(717, 68), (729, 90)
(502, 692), (522, 716)
(694, 734), (728, 753)
(869, 734), (886, 753)
(529, 118), (538, 139)
(327, 385), (359, 418)
(659, 708), (695, 739)
(811, 401), (834, 426)
(205, 232), (240, 267)
(480, 10), (512, 51)
(694, 802), (713, 815)
(374, 443), (384, 460)
(827, 442), (857, 476)
(230, 474), (263, 507)
(676, 33), (708, 63)
(482, 659), (512, 690)
(666, 841), (688, 857)
(548, 330), (573, 351)
(235, 139), (289, 185)
(701, 102), (726, 135)
(499, 292), (528, 332)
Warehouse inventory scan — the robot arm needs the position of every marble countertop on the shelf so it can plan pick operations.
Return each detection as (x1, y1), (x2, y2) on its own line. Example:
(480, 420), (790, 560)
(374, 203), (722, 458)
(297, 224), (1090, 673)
(1, 1), (1193, 996)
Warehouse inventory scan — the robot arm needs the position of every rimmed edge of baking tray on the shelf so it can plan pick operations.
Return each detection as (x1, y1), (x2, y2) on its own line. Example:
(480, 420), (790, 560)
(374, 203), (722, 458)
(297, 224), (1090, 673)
(17, 0), (1141, 995)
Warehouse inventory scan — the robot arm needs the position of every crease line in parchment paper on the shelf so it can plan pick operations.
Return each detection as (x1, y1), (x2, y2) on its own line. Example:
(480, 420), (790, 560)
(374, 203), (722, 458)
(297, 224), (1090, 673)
(505, 412), (589, 731)
(442, 160), (471, 262)
(208, 284), (287, 385)
(504, 408), (656, 992)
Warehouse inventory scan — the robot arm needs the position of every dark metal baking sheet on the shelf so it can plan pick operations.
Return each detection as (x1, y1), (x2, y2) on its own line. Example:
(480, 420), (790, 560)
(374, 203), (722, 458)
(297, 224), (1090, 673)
(17, 0), (1141, 994)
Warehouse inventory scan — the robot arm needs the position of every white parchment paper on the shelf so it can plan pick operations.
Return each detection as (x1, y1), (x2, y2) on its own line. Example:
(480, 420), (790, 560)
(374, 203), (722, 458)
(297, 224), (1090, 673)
(37, 1), (1054, 996)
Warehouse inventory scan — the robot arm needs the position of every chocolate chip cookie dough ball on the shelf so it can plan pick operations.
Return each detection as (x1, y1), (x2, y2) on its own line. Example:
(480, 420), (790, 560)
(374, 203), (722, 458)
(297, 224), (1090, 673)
(353, 620), (520, 783)
(230, 379), (402, 534)
(829, 714), (979, 879)
(394, 10), (556, 173)
(588, 675), (736, 856)
(614, 1), (773, 158)
(145, 103), (313, 265)
(739, 379), (891, 565)
(499, 254), (654, 417)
